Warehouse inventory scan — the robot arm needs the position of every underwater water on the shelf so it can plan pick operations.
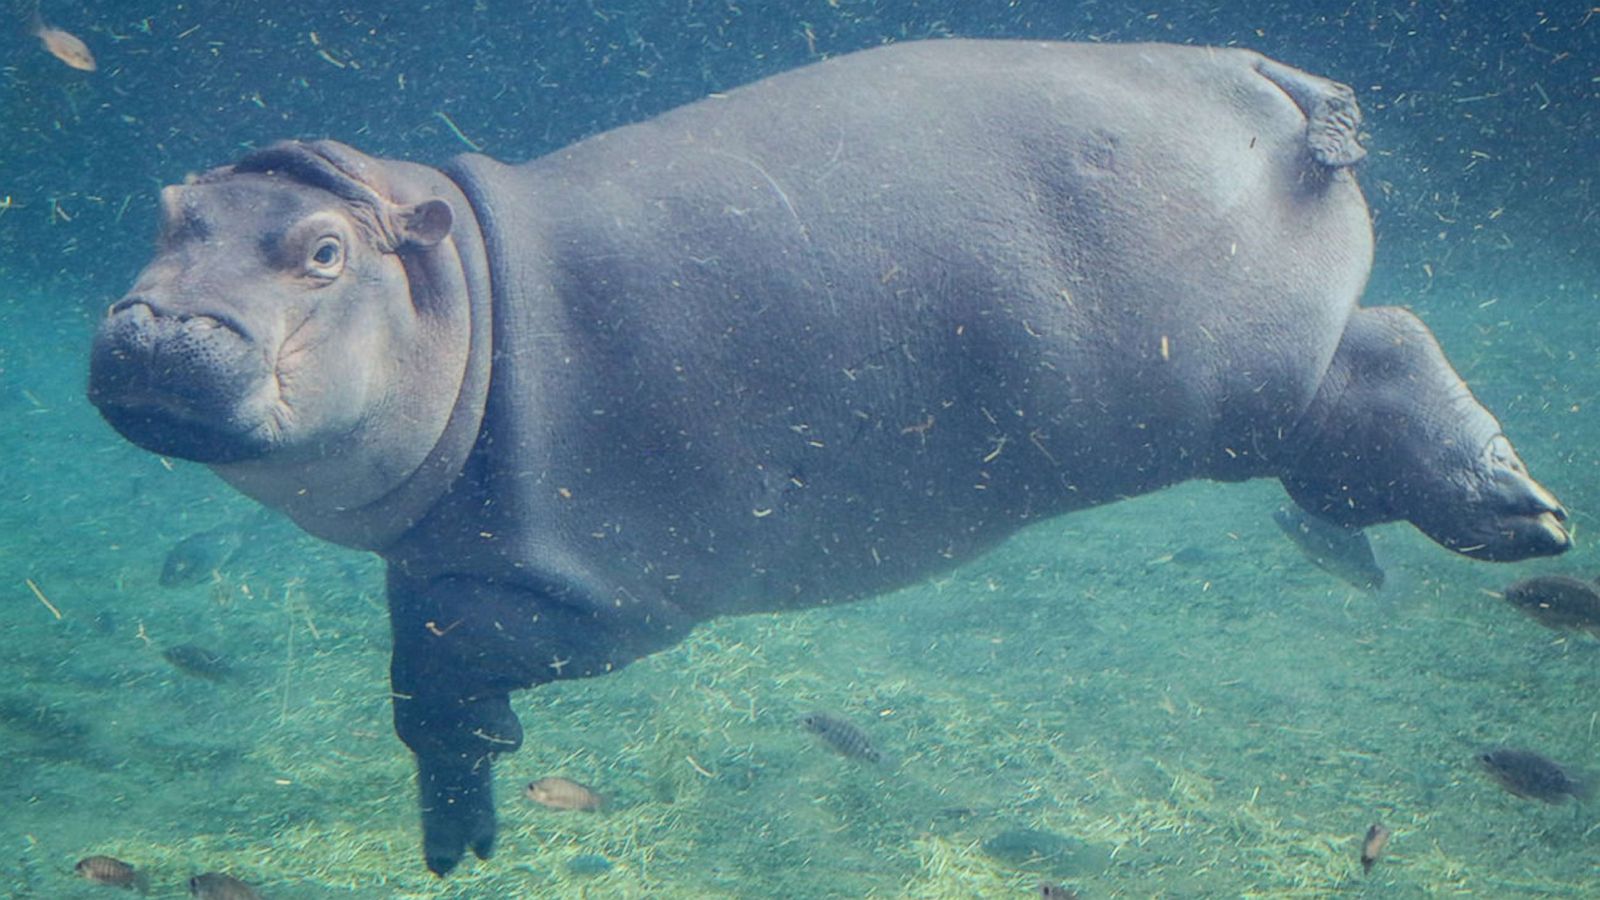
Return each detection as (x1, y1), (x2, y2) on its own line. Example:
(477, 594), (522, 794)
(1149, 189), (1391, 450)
(3, 1), (1598, 897)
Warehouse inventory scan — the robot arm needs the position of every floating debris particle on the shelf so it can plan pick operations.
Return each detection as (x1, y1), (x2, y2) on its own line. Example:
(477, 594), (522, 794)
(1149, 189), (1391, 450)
(188, 871), (261, 899)
(161, 643), (233, 681)
(799, 711), (882, 762)
(1360, 822), (1390, 874)
(1479, 747), (1588, 803)
(524, 776), (603, 811)
(74, 855), (144, 890)
(1501, 575), (1600, 634)
(25, 577), (61, 619)
(433, 110), (483, 152)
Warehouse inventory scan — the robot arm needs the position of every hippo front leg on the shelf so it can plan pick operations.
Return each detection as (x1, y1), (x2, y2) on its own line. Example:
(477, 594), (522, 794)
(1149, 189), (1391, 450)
(386, 568), (680, 875)
(1281, 306), (1569, 561)
(388, 575), (540, 875)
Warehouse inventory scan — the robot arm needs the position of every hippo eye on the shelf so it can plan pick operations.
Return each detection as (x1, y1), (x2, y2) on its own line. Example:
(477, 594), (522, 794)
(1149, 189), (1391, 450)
(307, 236), (344, 277)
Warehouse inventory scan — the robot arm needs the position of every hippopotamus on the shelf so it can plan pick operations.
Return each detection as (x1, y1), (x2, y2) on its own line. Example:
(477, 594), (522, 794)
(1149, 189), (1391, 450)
(86, 39), (1569, 874)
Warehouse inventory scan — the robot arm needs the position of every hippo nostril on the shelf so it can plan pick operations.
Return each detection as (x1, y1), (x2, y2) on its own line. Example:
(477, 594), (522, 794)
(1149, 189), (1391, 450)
(105, 297), (243, 340)
(109, 296), (154, 318)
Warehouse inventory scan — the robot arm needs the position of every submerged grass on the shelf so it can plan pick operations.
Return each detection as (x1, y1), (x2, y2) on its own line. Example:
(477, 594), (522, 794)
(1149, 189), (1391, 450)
(11, 474), (1600, 898)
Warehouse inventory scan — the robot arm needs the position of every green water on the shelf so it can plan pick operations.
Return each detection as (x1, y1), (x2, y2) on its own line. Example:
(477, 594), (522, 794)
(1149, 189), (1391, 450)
(3, 1), (1599, 897)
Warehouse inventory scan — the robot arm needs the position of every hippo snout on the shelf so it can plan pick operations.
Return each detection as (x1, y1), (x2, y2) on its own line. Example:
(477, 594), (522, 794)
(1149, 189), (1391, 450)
(88, 298), (275, 463)
(1413, 435), (1572, 563)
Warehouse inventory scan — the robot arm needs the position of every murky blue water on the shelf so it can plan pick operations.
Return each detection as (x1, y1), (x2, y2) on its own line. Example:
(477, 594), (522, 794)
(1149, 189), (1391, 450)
(3, 2), (1597, 896)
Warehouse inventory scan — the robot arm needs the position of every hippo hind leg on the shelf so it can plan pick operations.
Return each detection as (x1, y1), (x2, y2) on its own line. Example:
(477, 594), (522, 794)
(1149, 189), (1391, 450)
(1281, 306), (1568, 561)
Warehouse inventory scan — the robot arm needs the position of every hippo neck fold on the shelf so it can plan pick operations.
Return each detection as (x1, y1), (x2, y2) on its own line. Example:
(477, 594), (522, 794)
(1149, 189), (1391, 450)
(212, 157), (494, 552)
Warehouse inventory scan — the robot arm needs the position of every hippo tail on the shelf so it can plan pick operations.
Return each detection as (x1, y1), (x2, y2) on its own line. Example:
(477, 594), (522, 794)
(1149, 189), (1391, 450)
(1251, 56), (1365, 169)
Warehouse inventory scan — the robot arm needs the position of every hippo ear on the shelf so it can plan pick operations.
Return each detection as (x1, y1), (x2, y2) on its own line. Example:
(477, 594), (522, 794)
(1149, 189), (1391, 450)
(395, 198), (454, 248)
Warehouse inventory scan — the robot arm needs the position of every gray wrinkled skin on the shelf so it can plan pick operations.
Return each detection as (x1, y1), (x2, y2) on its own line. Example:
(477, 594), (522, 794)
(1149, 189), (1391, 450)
(86, 40), (1568, 875)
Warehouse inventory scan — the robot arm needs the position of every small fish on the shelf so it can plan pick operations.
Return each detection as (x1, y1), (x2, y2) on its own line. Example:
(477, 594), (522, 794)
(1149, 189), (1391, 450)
(161, 643), (233, 681)
(188, 872), (261, 900)
(1360, 822), (1390, 874)
(565, 853), (614, 876)
(74, 855), (147, 890)
(1501, 575), (1600, 635)
(90, 610), (118, 635)
(1168, 545), (1212, 566)
(935, 805), (997, 820)
(983, 827), (1076, 869)
(799, 711), (883, 763)
(30, 12), (96, 72)
(1479, 747), (1589, 803)
(161, 525), (247, 587)
(1037, 881), (1079, 899)
(524, 776), (603, 811)
(1273, 505), (1384, 590)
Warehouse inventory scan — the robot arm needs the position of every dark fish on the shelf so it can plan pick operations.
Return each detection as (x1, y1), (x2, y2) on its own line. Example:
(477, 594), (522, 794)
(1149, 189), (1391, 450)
(74, 855), (145, 890)
(983, 828), (1108, 879)
(161, 524), (247, 587)
(1360, 822), (1390, 874)
(1038, 881), (1079, 899)
(1273, 505), (1384, 590)
(983, 828), (1073, 869)
(1501, 575), (1600, 634)
(936, 805), (996, 820)
(799, 711), (882, 763)
(90, 610), (118, 635)
(0, 695), (90, 743)
(1479, 747), (1588, 803)
(188, 872), (261, 900)
(524, 776), (603, 811)
(161, 644), (233, 681)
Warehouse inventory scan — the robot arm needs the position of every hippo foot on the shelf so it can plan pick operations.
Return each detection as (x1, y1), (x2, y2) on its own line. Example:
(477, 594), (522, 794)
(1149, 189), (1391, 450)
(418, 753), (498, 877)
(1283, 306), (1569, 562)
(394, 690), (523, 876)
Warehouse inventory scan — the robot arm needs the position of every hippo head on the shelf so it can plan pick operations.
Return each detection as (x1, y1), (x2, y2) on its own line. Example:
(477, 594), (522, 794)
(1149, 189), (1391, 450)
(89, 141), (489, 548)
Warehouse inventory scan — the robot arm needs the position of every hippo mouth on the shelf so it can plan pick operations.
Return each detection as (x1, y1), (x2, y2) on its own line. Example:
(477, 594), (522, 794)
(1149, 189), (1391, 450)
(88, 302), (279, 464)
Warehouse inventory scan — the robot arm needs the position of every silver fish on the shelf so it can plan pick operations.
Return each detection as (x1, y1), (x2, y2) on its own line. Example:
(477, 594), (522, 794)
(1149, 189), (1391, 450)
(30, 13), (96, 71)
(1273, 504), (1384, 590)
(800, 711), (882, 763)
